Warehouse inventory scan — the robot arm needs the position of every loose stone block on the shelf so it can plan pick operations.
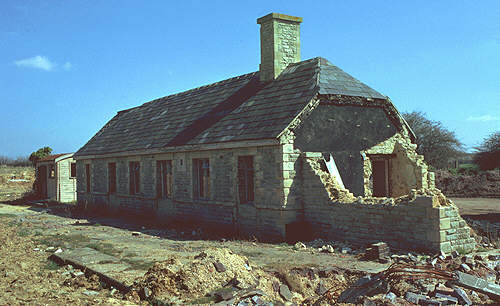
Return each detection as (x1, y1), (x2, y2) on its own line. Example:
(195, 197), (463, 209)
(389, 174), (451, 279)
(440, 218), (451, 230)
(440, 241), (452, 254)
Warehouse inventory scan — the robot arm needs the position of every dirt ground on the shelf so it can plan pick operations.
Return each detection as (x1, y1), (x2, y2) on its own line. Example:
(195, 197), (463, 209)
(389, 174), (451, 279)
(0, 202), (388, 305)
(0, 165), (34, 202)
(451, 197), (500, 216)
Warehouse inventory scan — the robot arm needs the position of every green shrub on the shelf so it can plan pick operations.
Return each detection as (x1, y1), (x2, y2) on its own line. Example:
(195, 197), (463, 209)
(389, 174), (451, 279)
(457, 164), (480, 175)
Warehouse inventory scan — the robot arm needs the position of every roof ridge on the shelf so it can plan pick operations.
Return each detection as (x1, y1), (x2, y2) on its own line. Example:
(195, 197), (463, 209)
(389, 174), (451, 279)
(117, 71), (258, 113)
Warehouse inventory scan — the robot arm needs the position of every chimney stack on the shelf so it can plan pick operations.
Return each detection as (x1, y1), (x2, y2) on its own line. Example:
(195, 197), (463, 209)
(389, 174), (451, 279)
(257, 13), (302, 82)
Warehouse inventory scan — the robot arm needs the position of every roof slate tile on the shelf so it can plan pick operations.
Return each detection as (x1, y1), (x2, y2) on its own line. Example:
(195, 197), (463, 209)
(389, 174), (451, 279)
(75, 57), (386, 156)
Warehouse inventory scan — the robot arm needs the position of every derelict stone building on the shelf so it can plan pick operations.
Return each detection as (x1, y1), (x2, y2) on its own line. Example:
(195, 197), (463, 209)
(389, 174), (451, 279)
(74, 13), (474, 253)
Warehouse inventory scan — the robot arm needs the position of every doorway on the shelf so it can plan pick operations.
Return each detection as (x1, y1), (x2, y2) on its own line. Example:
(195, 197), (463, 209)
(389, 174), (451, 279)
(371, 156), (392, 197)
(38, 165), (47, 198)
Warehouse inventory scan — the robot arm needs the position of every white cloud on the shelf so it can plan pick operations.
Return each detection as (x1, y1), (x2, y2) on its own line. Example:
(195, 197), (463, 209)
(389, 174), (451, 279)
(466, 115), (498, 122)
(14, 55), (55, 71)
(13, 55), (72, 71)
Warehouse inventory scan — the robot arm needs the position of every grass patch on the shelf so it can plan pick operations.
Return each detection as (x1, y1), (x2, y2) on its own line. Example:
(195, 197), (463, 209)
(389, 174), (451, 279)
(35, 233), (91, 248)
(17, 228), (31, 237)
(188, 294), (218, 305)
(44, 259), (60, 271)
(0, 213), (16, 218)
(239, 250), (265, 257)
(86, 242), (121, 257)
(123, 258), (154, 270)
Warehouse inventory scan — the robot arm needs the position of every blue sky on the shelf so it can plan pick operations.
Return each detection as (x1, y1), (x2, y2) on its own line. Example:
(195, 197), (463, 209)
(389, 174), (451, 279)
(1, 1), (499, 157)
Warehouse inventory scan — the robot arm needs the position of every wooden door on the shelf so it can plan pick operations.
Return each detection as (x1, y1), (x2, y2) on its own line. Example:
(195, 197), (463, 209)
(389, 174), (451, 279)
(38, 166), (47, 198)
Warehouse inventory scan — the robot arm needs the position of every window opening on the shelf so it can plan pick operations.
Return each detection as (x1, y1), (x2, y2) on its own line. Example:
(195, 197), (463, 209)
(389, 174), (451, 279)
(108, 162), (116, 194)
(129, 161), (140, 195)
(193, 158), (210, 199)
(238, 156), (254, 203)
(157, 160), (173, 198)
(70, 162), (76, 178)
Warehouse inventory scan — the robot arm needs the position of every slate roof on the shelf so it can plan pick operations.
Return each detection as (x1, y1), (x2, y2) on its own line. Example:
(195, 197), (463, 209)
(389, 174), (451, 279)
(75, 57), (386, 156)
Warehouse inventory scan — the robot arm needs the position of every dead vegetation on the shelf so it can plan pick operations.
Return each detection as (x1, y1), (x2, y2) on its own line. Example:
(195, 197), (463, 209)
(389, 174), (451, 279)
(0, 165), (35, 202)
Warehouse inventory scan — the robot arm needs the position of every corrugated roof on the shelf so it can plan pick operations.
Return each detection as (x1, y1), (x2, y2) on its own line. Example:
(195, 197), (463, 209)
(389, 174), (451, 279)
(37, 153), (70, 162)
(75, 57), (386, 156)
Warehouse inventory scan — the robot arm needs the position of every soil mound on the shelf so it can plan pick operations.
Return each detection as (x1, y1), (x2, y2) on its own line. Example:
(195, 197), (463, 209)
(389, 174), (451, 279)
(135, 248), (268, 303)
(133, 247), (359, 304)
(436, 170), (500, 197)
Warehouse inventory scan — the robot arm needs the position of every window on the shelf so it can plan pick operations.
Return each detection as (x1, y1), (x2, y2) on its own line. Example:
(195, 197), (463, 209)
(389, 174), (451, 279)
(108, 162), (116, 194)
(238, 156), (254, 203)
(193, 158), (210, 199)
(129, 161), (140, 195)
(85, 164), (91, 193)
(70, 163), (76, 178)
(48, 164), (55, 178)
(157, 160), (173, 198)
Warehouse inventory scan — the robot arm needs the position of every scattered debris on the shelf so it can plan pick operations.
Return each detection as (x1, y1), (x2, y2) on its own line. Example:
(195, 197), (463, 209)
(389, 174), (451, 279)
(213, 261), (227, 273)
(455, 271), (500, 299)
(365, 242), (390, 262)
(279, 284), (292, 301)
(293, 242), (306, 250)
(82, 290), (99, 296)
(319, 245), (335, 253)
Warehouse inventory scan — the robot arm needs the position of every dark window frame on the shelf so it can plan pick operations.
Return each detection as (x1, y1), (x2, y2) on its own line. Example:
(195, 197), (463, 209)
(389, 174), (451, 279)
(157, 160), (173, 199)
(129, 161), (140, 195)
(108, 162), (116, 194)
(85, 164), (91, 193)
(48, 164), (56, 179)
(70, 162), (77, 178)
(238, 156), (254, 204)
(193, 158), (210, 200)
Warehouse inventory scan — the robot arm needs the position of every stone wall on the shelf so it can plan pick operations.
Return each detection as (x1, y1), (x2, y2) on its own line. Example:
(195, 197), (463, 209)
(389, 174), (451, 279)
(301, 157), (475, 253)
(293, 104), (399, 196)
(76, 144), (303, 240)
(257, 13), (301, 82)
(363, 132), (433, 197)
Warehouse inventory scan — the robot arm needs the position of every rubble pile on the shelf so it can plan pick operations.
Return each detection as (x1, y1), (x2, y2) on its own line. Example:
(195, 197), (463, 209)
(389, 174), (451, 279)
(128, 247), (365, 305)
(338, 249), (500, 305)
(132, 248), (280, 304)
(463, 216), (500, 249)
(307, 157), (452, 206)
(306, 158), (356, 202)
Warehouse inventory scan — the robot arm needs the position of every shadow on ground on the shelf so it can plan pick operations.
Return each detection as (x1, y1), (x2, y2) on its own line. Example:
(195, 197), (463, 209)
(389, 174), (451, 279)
(3, 195), (241, 244)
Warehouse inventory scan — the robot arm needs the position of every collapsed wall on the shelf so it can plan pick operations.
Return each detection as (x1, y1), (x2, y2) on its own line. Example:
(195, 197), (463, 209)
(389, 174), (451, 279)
(302, 157), (476, 253)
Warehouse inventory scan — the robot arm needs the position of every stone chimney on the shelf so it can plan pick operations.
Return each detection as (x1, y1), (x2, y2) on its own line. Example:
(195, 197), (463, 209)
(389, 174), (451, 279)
(257, 13), (302, 82)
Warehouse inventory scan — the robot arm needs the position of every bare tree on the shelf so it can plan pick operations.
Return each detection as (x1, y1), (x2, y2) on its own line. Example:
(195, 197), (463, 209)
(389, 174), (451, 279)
(402, 111), (463, 169)
(474, 132), (500, 170)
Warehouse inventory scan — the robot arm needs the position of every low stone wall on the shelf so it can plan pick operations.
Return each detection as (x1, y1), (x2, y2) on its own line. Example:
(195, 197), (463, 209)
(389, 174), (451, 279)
(77, 191), (300, 241)
(304, 196), (475, 253)
(302, 157), (475, 253)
